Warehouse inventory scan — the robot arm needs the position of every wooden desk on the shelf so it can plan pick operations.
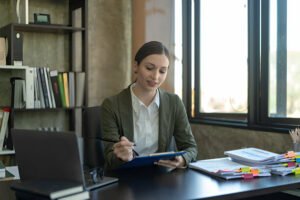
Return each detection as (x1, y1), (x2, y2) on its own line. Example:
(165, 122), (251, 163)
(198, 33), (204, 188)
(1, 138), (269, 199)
(1, 166), (300, 200)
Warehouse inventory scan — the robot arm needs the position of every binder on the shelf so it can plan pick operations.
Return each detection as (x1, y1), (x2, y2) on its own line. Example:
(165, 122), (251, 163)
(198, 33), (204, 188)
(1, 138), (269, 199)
(25, 67), (34, 108)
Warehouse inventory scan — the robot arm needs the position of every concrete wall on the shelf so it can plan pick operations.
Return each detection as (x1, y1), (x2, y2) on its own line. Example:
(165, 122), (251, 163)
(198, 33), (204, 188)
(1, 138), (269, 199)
(192, 124), (293, 160)
(87, 0), (132, 106)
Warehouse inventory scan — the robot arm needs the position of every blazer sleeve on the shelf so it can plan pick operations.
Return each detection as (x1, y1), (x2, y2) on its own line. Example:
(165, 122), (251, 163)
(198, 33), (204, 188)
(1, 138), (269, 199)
(100, 98), (126, 170)
(173, 95), (198, 164)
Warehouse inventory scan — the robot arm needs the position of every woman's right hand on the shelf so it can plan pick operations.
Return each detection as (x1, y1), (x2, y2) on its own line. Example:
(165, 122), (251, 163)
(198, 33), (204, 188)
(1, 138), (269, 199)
(112, 136), (135, 162)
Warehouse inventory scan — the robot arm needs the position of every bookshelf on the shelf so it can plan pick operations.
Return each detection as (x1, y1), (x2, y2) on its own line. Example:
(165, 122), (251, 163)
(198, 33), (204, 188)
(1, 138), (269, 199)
(0, 0), (87, 161)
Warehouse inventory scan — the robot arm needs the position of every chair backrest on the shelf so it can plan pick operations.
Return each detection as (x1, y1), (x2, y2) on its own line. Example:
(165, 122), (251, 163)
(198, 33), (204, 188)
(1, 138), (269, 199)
(83, 106), (105, 169)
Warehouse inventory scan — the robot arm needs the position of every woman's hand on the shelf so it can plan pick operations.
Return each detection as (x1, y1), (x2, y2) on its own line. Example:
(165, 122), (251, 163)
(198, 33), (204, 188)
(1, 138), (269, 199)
(155, 156), (187, 169)
(112, 136), (135, 162)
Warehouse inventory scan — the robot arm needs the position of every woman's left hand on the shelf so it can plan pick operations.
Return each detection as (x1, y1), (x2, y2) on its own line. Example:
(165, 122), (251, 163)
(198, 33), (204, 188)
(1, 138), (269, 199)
(155, 156), (186, 169)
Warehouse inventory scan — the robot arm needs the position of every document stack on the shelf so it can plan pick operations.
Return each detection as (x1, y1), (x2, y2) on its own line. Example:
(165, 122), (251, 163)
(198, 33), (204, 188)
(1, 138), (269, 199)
(189, 157), (271, 180)
(224, 147), (300, 176)
(11, 180), (89, 200)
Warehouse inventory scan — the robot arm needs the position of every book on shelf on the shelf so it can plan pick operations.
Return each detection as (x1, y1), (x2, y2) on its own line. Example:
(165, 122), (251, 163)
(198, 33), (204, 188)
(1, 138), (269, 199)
(0, 108), (9, 151)
(35, 67), (45, 108)
(39, 67), (50, 108)
(0, 37), (7, 65)
(68, 72), (75, 108)
(50, 70), (62, 108)
(25, 67), (34, 108)
(11, 180), (84, 200)
(46, 67), (56, 108)
(189, 157), (271, 180)
(75, 72), (85, 107)
(58, 72), (66, 108)
(10, 77), (26, 109)
(63, 72), (70, 108)
(43, 67), (54, 108)
(0, 110), (2, 130)
(33, 68), (41, 108)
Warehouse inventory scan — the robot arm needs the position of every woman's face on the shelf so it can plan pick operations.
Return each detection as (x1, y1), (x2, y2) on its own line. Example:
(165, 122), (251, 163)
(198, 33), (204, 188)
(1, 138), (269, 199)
(134, 54), (169, 92)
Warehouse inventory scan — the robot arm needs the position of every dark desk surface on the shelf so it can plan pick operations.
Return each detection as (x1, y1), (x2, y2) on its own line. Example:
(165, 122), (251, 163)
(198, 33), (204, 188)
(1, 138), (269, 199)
(2, 166), (300, 200)
(92, 166), (300, 200)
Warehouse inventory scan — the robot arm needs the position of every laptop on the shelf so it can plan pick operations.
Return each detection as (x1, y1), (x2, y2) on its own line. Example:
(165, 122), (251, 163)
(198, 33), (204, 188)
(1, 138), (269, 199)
(11, 129), (118, 190)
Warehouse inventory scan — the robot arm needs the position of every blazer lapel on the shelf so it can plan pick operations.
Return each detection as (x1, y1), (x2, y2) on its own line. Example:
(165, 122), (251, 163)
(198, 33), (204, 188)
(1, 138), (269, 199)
(158, 89), (169, 152)
(118, 87), (134, 142)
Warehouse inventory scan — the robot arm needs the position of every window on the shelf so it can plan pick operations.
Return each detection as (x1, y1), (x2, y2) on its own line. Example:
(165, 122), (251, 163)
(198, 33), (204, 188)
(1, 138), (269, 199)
(183, 0), (300, 131)
(266, 0), (300, 119)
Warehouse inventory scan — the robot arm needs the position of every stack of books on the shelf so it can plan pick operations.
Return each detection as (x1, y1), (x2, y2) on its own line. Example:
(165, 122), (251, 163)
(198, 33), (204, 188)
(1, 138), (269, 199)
(32, 68), (85, 109)
(11, 180), (89, 200)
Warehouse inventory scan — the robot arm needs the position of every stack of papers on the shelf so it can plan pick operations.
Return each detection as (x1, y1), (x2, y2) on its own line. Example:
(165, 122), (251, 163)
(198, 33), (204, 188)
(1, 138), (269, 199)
(190, 148), (300, 179)
(271, 166), (297, 176)
(224, 148), (300, 176)
(189, 157), (271, 180)
(224, 147), (288, 166)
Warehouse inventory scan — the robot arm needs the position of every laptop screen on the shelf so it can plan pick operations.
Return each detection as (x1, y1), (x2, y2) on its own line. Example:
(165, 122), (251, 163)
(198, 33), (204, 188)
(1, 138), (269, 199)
(11, 129), (84, 184)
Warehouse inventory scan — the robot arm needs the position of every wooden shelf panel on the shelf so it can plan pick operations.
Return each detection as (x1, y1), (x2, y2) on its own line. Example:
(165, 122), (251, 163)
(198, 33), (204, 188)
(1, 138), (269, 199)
(7, 23), (85, 33)
(0, 150), (15, 155)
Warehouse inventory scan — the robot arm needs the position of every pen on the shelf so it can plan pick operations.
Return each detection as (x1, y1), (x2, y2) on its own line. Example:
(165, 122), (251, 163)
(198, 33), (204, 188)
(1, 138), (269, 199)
(102, 129), (139, 156)
(118, 123), (139, 156)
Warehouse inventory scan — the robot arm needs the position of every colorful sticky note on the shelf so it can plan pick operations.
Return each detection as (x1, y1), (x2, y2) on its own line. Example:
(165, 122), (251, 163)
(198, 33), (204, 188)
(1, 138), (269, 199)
(243, 173), (253, 179)
(240, 167), (251, 173)
(293, 168), (300, 175)
(288, 162), (296, 167)
(250, 169), (259, 176)
(286, 151), (296, 158)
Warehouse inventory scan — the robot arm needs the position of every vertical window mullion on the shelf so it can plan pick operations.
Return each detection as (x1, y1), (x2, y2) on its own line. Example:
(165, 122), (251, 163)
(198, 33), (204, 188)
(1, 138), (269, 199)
(182, 0), (193, 118)
(194, 0), (201, 117)
(248, 0), (261, 126)
(260, 0), (270, 124)
(276, 0), (287, 117)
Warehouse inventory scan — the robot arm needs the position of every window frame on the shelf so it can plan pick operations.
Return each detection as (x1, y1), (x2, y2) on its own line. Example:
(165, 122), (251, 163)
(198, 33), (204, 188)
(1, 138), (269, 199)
(182, 0), (300, 133)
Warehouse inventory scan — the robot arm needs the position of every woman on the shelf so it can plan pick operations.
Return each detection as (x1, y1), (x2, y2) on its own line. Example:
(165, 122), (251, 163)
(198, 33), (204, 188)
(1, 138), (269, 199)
(101, 41), (197, 170)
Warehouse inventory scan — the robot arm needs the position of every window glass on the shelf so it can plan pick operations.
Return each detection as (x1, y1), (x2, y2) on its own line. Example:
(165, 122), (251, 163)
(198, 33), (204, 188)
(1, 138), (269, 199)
(269, 0), (300, 118)
(198, 0), (248, 114)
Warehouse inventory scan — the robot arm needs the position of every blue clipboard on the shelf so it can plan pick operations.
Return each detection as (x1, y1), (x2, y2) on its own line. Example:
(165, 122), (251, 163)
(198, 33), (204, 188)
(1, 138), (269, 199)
(119, 151), (186, 169)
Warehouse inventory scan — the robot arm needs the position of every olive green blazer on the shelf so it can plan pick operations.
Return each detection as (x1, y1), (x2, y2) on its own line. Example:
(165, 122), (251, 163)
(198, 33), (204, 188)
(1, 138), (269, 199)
(100, 86), (198, 170)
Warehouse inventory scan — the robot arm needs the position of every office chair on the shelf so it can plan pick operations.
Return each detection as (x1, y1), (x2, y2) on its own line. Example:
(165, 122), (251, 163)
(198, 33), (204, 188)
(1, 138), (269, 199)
(83, 105), (105, 182)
